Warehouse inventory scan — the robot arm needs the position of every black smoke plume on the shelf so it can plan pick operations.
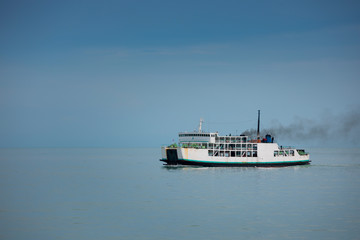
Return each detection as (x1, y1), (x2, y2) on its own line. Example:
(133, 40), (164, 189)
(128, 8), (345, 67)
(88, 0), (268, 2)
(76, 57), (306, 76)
(241, 108), (360, 145)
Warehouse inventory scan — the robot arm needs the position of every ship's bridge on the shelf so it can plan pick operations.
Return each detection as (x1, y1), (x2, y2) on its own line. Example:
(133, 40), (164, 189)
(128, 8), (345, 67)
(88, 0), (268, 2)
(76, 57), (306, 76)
(179, 132), (217, 144)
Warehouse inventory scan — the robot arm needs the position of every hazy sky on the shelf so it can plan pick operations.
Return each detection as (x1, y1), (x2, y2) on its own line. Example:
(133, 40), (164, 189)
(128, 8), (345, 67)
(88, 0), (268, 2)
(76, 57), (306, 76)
(1, 0), (360, 147)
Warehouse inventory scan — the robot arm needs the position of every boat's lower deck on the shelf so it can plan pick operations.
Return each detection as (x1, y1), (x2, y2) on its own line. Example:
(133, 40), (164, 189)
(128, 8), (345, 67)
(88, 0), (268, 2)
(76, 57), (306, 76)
(161, 145), (310, 167)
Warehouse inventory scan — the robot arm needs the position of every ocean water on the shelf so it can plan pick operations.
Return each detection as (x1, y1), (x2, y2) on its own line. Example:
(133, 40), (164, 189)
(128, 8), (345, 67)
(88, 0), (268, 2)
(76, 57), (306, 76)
(0, 148), (360, 240)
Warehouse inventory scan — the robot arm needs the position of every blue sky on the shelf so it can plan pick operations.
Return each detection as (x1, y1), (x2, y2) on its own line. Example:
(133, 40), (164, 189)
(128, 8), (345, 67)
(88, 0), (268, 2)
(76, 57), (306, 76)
(1, 0), (360, 147)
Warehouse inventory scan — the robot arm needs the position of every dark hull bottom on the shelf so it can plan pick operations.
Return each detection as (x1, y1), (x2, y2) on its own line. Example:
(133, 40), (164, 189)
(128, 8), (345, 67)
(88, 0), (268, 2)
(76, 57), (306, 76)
(160, 159), (311, 167)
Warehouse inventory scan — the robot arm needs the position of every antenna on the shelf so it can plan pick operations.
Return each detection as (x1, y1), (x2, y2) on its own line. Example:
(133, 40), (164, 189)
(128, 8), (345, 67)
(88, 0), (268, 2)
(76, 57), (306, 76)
(198, 118), (203, 133)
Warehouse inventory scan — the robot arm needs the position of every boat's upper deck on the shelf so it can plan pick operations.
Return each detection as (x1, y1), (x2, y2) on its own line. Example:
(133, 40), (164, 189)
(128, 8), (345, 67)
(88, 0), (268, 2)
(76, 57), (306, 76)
(179, 132), (257, 144)
(179, 132), (216, 143)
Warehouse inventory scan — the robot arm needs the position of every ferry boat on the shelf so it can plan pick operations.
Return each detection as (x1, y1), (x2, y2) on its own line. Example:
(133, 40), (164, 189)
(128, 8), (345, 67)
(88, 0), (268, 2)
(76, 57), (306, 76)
(160, 111), (310, 167)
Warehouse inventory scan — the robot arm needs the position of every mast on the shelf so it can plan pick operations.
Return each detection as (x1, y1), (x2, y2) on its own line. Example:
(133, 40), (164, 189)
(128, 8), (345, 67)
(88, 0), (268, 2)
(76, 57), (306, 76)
(198, 118), (203, 133)
(257, 110), (260, 142)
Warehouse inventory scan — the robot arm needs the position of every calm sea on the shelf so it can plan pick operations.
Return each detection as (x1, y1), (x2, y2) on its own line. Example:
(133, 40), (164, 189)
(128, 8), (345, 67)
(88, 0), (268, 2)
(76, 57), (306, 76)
(0, 148), (360, 240)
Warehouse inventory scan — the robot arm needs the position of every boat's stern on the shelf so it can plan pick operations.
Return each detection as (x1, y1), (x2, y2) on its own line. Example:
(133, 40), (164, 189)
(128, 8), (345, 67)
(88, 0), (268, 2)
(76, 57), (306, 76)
(160, 146), (179, 165)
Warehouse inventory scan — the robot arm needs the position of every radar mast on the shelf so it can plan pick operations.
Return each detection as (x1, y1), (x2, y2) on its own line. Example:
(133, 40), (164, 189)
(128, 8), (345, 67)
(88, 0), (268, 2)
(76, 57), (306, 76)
(198, 118), (204, 133)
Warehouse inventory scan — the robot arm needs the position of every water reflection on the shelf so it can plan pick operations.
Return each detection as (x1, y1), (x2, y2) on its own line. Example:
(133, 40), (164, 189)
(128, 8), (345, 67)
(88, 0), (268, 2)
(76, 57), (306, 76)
(162, 164), (209, 171)
(161, 163), (311, 171)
